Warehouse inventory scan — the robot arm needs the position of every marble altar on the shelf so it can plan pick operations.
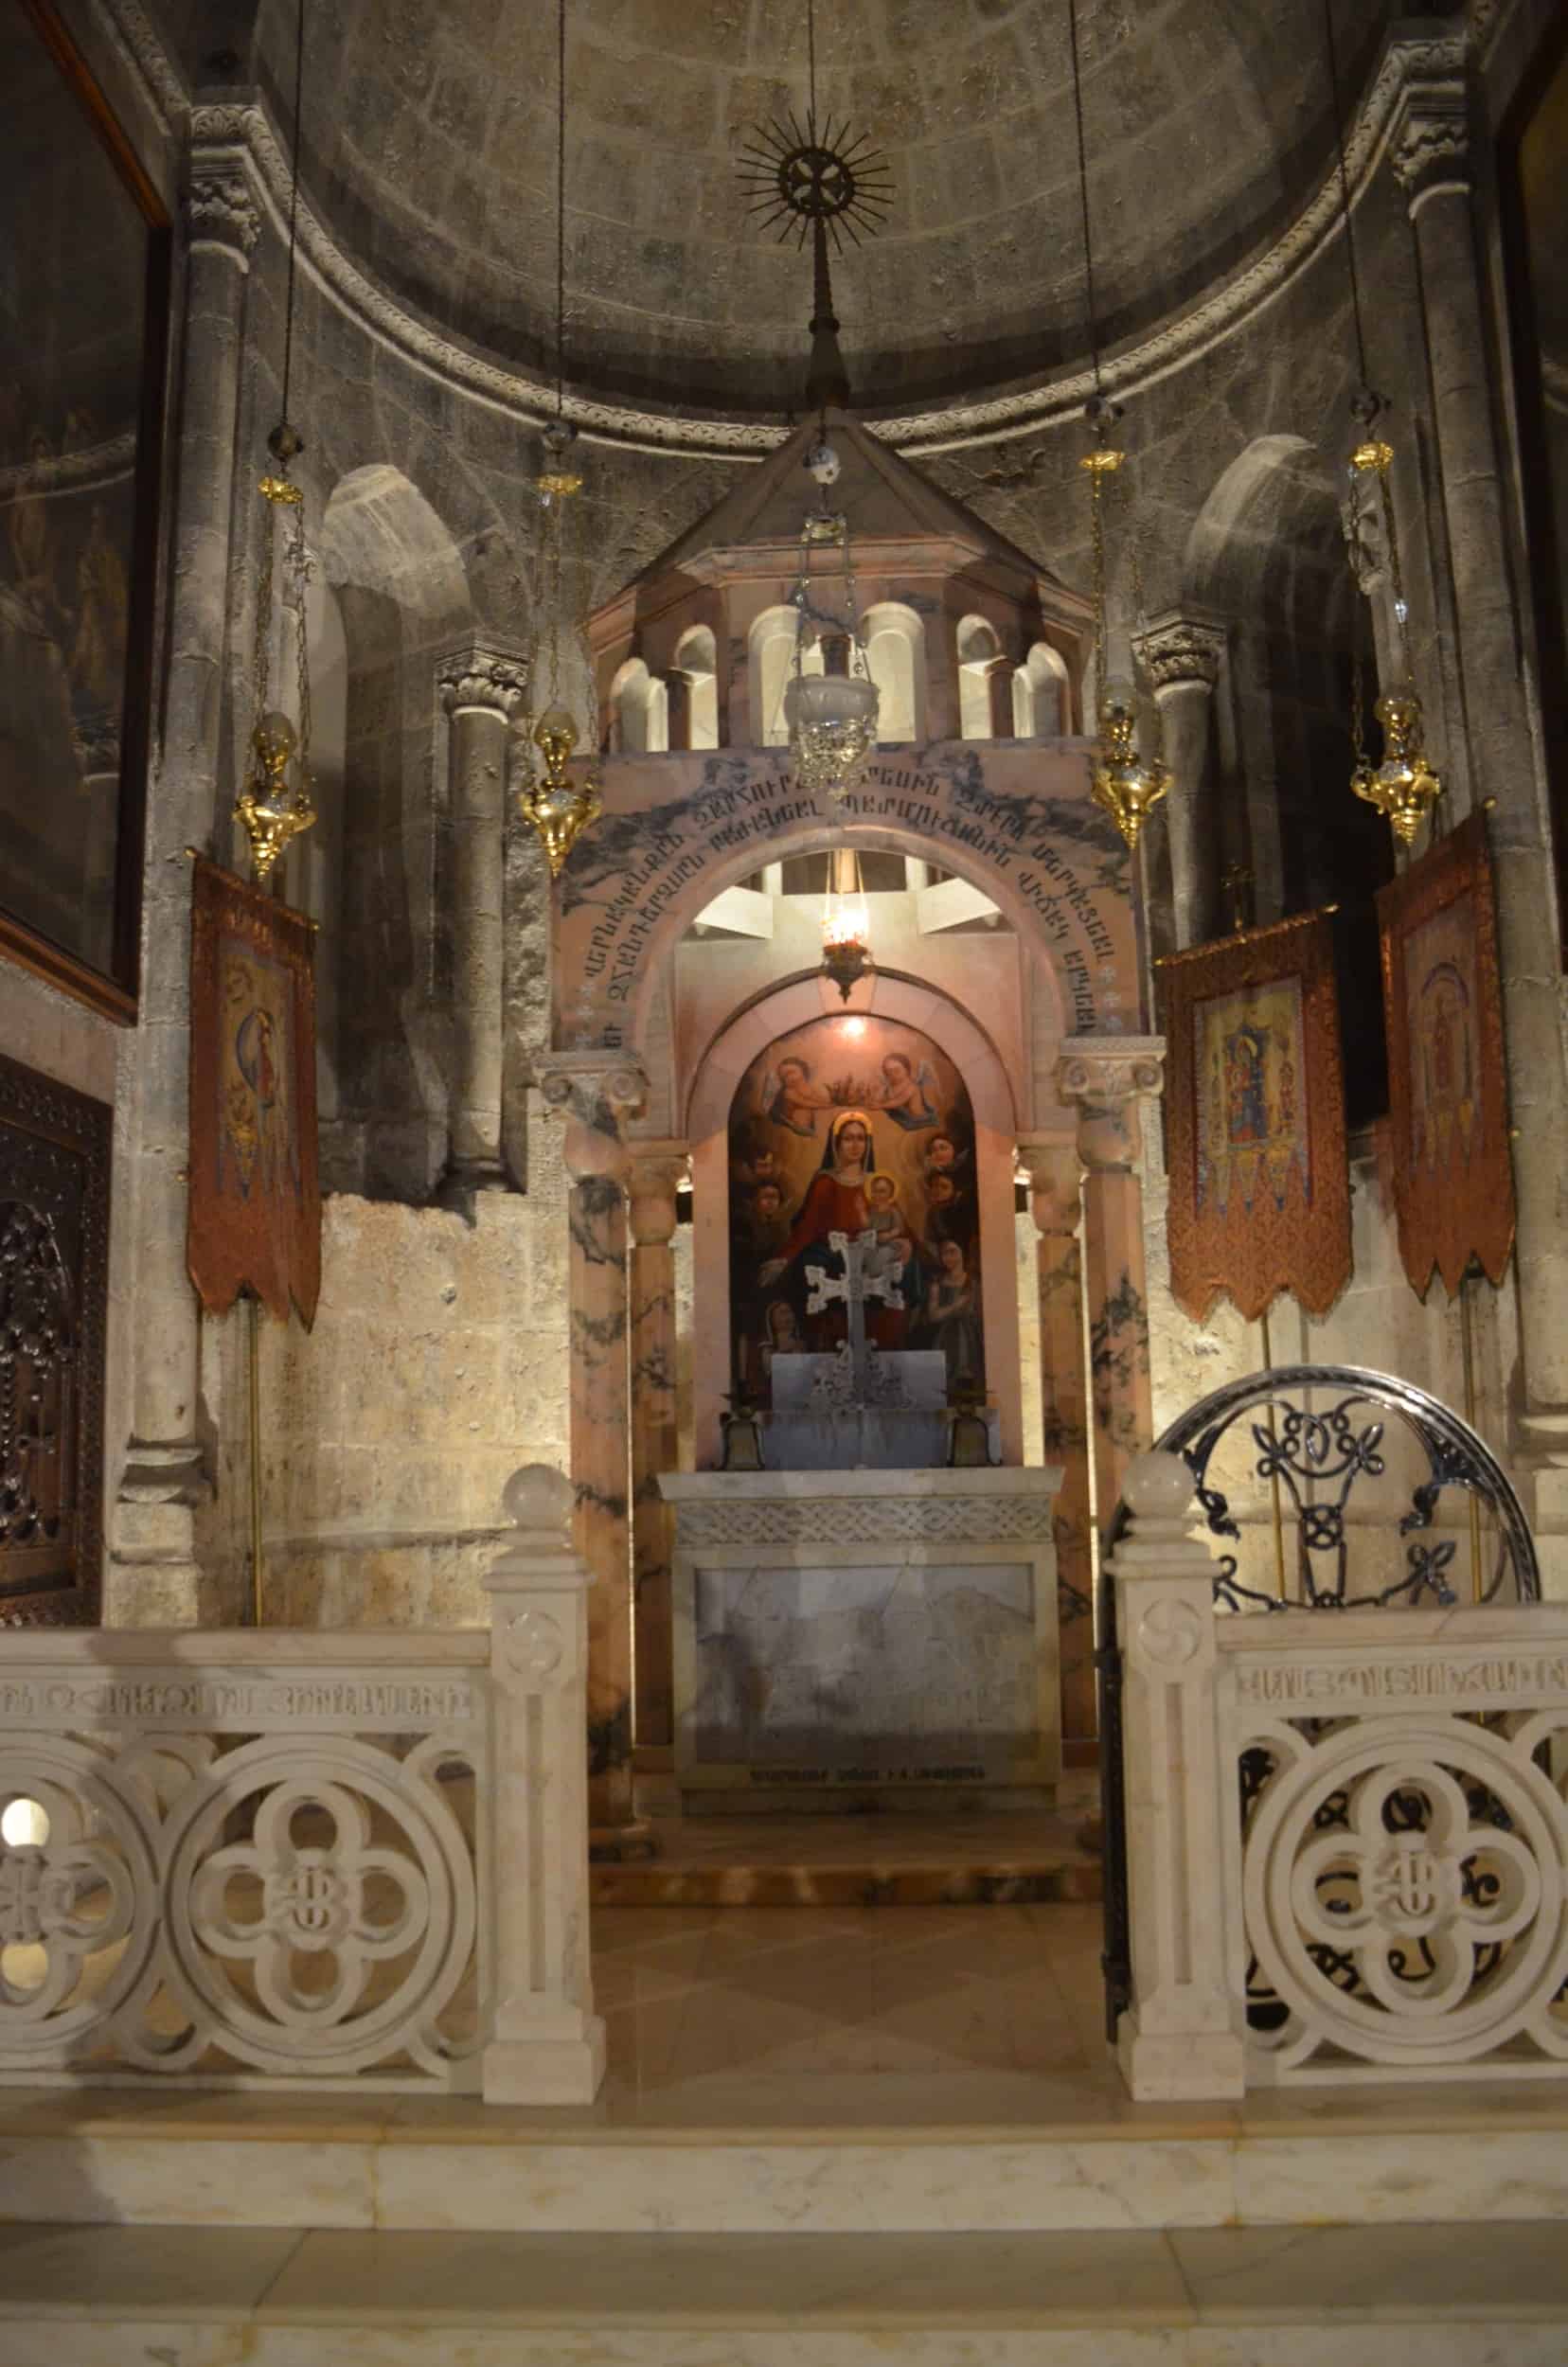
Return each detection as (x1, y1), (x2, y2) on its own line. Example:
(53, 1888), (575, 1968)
(660, 1468), (1063, 1809)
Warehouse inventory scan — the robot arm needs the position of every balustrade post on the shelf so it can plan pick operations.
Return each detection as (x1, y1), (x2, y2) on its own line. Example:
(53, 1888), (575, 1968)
(1108, 1450), (1244, 2102)
(481, 1462), (605, 2104)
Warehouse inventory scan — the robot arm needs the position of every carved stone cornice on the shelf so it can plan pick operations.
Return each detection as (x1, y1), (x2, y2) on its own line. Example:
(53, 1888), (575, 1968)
(185, 164), (261, 261)
(1015, 1134), (1080, 1237)
(96, 0), (188, 133)
(183, 34), (1470, 467)
(627, 1139), (689, 1248)
(1391, 77), (1470, 205)
(1132, 614), (1227, 696)
(438, 647), (530, 722)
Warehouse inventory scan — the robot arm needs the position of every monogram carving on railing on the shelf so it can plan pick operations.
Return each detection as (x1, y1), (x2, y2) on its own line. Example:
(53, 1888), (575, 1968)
(0, 1723), (481, 2085)
(1235, 1707), (1568, 2078)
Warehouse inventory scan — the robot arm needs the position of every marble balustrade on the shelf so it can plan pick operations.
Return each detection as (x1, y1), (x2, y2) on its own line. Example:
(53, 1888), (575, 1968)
(0, 1464), (605, 2106)
(1112, 1450), (1568, 2103)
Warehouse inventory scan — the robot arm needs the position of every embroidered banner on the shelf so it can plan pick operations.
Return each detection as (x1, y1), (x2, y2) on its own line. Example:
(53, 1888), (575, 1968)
(1378, 810), (1514, 1298)
(187, 858), (320, 1326)
(1162, 911), (1350, 1323)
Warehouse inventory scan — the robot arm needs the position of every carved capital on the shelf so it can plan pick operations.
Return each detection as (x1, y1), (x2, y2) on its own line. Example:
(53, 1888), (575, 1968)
(439, 645), (530, 722)
(1054, 1036), (1165, 1174)
(185, 165), (261, 260)
(1133, 614), (1226, 695)
(540, 1054), (649, 1185)
(1391, 79), (1470, 206)
(627, 1141), (688, 1247)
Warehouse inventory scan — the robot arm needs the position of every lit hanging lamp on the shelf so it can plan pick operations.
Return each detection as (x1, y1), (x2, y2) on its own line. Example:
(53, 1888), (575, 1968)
(234, 0), (315, 888)
(1066, 0), (1168, 854)
(1324, 0), (1442, 848)
(820, 843), (872, 999)
(517, 0), (601, 880)
(739, 0), (891, 810)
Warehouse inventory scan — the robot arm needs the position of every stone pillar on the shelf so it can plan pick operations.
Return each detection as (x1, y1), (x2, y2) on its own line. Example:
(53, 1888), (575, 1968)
(482, 1463), (606, 2104)
(1393, 76), (1568, 1432)
(437, 648), (528, 1203)
(628, 1141), (688, 1754)
(1017, 1135), (1096, 1751)
(539, 1050), (650, 1852)
(1053, 1038), (1165, 1555)
(1107, 1451), (1245, 2102)
(1133, 614), (1227, 951)
(109, 161), (260, 1623)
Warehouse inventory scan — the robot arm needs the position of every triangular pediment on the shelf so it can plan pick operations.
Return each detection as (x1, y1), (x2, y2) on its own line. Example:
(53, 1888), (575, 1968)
(633, 408), (1063, 593)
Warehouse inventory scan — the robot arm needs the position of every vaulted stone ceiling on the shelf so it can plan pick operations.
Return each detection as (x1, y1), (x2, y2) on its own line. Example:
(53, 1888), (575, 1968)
(200, 0), (1458, 420)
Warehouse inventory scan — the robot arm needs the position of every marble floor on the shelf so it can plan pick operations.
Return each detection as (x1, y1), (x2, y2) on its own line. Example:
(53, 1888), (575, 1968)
(594, 1899), (1109, 2096)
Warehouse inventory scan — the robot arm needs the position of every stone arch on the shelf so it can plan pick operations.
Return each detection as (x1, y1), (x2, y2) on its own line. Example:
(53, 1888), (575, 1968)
(1013, 640), (1069, 739)
(318, 463), (472, 1201)
(749, 603), (821, 748)
(862, 600), (926, 743)
(610, 657), (669, 756)
(956, 614), (1005, 739)
(683, 970), (1025, 1469)
(672, 624), (718, 751)
(1184, 433), (1392, 1117)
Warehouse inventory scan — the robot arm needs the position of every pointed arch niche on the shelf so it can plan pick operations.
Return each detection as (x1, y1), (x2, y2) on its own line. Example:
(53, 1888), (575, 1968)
(684, 971), (1025, 1470)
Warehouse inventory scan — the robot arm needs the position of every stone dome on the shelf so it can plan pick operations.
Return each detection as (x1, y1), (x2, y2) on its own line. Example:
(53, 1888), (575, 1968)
(225, 0), (1440, 421)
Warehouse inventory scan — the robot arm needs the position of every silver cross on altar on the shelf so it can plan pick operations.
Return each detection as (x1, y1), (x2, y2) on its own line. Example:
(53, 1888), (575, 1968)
(804, 1227), (904, 1404)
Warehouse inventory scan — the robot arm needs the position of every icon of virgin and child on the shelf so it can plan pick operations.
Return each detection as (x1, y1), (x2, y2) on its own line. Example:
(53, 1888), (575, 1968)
(728, 1018), (984, 1401)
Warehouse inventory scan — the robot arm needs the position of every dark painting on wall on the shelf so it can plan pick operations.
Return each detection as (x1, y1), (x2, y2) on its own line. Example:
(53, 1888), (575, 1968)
(0, 0), (169, 1021)
(0, 1049), (112, 1627)
(727, 1012), (984, 1401)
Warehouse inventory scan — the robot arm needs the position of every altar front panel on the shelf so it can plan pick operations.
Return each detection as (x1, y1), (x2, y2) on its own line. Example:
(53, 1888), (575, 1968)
(662, 1470), (1061, 1807)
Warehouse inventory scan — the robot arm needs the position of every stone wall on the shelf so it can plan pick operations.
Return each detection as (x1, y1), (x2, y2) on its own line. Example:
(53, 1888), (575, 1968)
(204, 1142), (571, 1628)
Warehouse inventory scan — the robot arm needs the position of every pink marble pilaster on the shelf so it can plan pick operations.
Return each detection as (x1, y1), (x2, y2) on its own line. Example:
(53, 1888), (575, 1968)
(1053, 1039), (1165, 1556)
(541, 1053), (650, 1848)
(1018, 1133), (1095, 1751)
(627, 1141), (688, 1753)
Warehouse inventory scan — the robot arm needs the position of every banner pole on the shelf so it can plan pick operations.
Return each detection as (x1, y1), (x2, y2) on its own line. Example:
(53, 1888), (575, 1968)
(247, 1291), (265, 1628)
(1459, 1269), (1484, 1604)
(1258, 1305), (1287, 1601)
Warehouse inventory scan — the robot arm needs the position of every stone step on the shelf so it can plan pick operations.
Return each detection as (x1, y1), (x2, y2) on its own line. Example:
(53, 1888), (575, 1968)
(592, 1807), (1102, 1907)
(1, 2219), (1566, 2365)
(4, 2085), (1568, 2234)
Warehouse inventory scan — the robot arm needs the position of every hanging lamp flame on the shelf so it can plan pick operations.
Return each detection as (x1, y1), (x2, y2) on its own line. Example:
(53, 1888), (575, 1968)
(820, 848), (872, 999)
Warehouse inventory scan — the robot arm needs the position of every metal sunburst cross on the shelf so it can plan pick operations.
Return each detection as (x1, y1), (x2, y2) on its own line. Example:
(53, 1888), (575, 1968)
(738, 110), (892, 410)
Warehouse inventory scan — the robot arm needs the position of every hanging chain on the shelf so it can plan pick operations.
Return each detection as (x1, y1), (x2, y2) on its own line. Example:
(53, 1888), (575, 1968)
(250, 489), (276, 724)
(1088, 464), (1109, 711)
(555, 0), (567, 415)
(290, 504), (313, 780)
(1066, 0), (1101, 400)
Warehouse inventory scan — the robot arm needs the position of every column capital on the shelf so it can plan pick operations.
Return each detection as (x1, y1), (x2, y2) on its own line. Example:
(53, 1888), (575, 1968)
(1054, 1035), (1165, 1111)
(439, 645), (531, 721)
(185, 161), (262, 261)
(540, 1052), (649, 1184)
(1132, 611), (1226, 695)
(1055, 1036), (1164, 1174)
(1390, 76), (1470, 209)
(1015, 1133), (1079, 1236)
(627, 1139), (689, 1246)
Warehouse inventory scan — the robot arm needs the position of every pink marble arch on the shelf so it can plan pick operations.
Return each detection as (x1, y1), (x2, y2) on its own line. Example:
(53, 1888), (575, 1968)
(687, 974), (1025, 1470)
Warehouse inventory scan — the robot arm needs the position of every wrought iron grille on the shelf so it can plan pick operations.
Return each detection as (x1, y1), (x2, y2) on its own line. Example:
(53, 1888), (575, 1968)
(1098, 1364), (1541, 2038)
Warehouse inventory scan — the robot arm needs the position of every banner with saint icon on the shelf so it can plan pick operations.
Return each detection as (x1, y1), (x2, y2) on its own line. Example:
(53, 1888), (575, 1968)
(1377, 810), (1514, 1299)
(1161, 909), (1350, 1323)
(187, 856), (320, 1326)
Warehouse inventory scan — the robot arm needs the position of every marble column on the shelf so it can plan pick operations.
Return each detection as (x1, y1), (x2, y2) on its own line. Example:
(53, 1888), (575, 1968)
(540, 1051), (651, 1851)
(437, 647), (528, 1204)
(1017, 1135), (1096, 1752)
(628, 1142), (688, 1753)
(109, 161), (261, 1623)
(1393, 77), (1568, 1430)
(1053, 1038), (1165, 1556)
(1132, 613), (1227, 951)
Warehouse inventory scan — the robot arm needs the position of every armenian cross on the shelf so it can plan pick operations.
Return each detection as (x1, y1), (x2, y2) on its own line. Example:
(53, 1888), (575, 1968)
(804, 1227), (904, 1401)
